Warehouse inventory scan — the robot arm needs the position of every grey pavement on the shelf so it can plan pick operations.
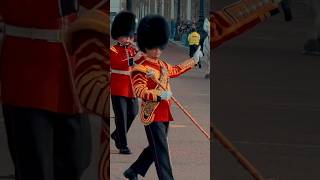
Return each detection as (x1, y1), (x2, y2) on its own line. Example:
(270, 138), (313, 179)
(213, 1), (320, 180)
(110, 42), (210, 180)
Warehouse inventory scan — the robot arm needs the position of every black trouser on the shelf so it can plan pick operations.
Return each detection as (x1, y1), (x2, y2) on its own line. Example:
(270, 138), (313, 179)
(130, 122), (174, 180)
(111, 96), (139, 148)
(189, 45), (199, 57)
(2, 105), (92, 180)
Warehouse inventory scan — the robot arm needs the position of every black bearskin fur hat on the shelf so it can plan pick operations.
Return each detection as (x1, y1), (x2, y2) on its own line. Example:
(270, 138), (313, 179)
(137, 15), (170, 52)
(111, 11), (136, 39)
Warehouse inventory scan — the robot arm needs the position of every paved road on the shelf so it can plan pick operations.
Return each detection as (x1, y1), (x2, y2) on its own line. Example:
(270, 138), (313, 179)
(110, 42), (211, 180)
(213, 1), (320, 180)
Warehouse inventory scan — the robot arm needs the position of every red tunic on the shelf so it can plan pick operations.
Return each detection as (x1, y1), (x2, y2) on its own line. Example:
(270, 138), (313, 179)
(132, 57), (196, 123)
(0, 0), (103, 114)
(110, 44), (137, 98)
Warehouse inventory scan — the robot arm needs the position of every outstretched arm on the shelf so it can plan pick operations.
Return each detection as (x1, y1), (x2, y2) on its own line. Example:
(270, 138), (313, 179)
(167, 58), (197, 78)
(168, 46), (203, 78)
(211, 0), (280, 49)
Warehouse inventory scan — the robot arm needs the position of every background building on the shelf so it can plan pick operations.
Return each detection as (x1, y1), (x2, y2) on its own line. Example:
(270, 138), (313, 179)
(111, 0), (210, 21)
(111, 0), (210, 43)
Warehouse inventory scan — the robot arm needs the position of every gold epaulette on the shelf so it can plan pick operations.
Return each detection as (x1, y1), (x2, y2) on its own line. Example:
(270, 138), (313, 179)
(131, 64), (148, 74)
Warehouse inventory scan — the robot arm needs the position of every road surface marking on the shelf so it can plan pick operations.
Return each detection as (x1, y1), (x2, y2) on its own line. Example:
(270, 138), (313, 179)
(170, 124), (186, 128)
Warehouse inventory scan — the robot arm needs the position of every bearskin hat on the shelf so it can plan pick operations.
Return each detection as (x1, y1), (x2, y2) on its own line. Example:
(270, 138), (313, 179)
(111, 11), (136, 39)
(137, 15), (170, 52)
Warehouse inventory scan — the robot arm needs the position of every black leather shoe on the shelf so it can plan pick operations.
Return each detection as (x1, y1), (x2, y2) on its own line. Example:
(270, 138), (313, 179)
(119, 147), (132, 154)
(123, 168), (138, 180)
(110, 132), (121, 149)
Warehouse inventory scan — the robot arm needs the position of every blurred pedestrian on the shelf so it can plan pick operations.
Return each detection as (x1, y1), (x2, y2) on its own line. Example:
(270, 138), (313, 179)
(188, 27), (201, 57)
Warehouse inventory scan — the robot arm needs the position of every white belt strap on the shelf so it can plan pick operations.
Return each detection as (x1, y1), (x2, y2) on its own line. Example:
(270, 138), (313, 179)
(111, 69), (131, 76)
(4, 24), (63, 43)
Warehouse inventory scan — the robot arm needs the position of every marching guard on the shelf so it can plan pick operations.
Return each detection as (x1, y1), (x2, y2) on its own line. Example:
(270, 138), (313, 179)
(123, 15), (203, 180)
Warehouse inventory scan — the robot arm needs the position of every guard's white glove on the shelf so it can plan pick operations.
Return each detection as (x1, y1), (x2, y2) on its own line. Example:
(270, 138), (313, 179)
(160, 91), (172, 100)
(146, 69), (155, 79)
(193, 46), (203, 64)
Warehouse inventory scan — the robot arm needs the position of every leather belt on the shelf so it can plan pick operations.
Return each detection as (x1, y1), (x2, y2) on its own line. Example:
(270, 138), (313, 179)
(4, 24), (63, 43)
(111, 69), (131, 76)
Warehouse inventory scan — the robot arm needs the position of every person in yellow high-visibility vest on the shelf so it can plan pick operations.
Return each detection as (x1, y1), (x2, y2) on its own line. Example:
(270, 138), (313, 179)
(187, 27), (201, 57)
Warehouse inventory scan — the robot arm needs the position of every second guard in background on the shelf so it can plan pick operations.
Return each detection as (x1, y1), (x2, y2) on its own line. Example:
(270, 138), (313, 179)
(110, 11), (139, 154)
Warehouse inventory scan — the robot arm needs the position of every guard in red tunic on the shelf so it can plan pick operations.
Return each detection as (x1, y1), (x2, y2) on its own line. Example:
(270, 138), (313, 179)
(0, 1), (104, 180)
(123, 15), (203, 180)
(110, 11), (139, 154)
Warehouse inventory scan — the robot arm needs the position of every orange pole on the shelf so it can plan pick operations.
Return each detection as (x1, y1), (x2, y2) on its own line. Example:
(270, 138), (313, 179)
(212, 125), (265, 180)
(151, 72), (264, 179)
(171, 96), (210, 139)
(152, 78), (210, 140)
